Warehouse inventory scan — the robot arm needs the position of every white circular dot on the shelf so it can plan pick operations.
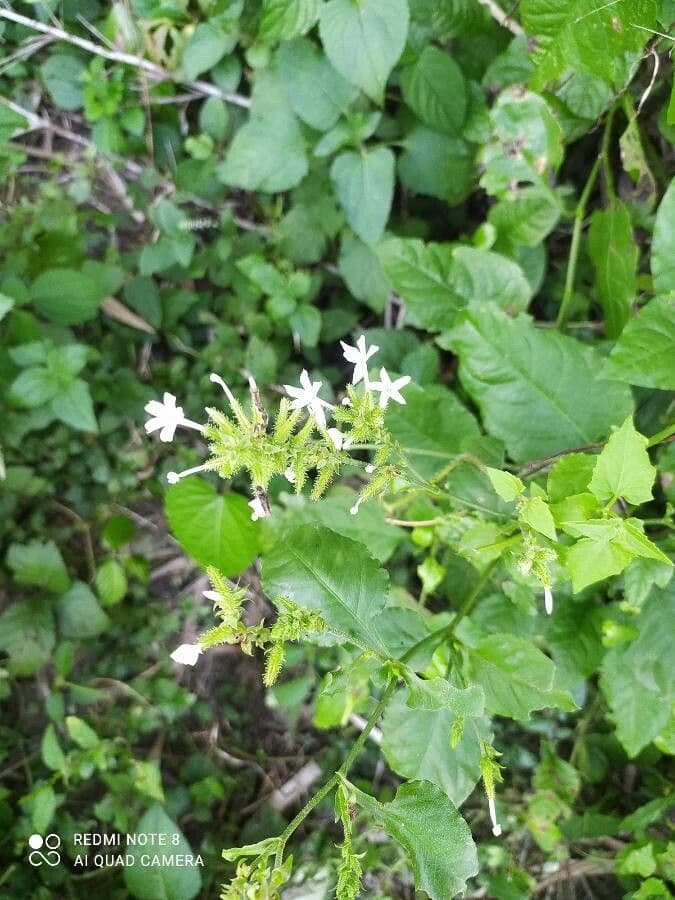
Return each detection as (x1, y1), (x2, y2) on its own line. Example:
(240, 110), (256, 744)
(29, 834), (43, 850)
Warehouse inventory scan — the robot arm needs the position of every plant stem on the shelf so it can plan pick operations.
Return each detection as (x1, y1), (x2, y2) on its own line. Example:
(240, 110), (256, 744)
(647, 422), (675, 447)
(274, 678), (396, 867)
(556, 105), (616, 330)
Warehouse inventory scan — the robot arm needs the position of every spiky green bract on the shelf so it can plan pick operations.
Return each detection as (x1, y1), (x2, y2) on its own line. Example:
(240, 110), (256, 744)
(480, 742), (504, 799)
(220, 852), (292, 900)
(333, 384), (390, 448)
(336, 834), (362, 900)
(263, 597), (326, 686)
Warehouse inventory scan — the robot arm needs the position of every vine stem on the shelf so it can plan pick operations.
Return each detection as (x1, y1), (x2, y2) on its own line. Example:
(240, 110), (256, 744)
(556, 105), (616, 330)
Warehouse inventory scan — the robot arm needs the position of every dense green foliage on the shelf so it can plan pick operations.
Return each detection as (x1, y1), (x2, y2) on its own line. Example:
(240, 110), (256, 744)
(1, 0), (674, 898)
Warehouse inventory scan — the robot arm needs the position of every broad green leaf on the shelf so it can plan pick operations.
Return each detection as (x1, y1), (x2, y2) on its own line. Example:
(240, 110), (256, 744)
(51, 378), (97, 432)
(330, 147), (394, 246)
(278, 38), (357, 131)
(58, 582), (110, 639)
(545, 599), (604, 689)
(124, 805), (202, 900)
(0, 293), (14, 321)
(398, 126), (473, 203)
(603, 296), (675, 390)
(218, 71), (307, 193)
(95, 559), (128, 606)
(485, 467), (524, 502)
(40, 54), (86, 110)
(402, 669), (485, 717)
(547, 454), (596, 502)
(165, 480), (260, 576)
(65, 715), (100, 749)
(467, 634), (575, 720)
(31, 268), (104, 324)
(520, 496), (557, 540)
(377, 238), (460, 330)
(381, 693), (487, 806)
(8, 367), (58, 408)
(385, 384), (482, 479)
(7, 540), (69, 592)
(263, 525), (391, 654)
(588, 201), (637, 338)
(348, 780), (478, 899)
(521, 0), (657, 88)
(445, 304), (633, 462)
(198, 96), (228, 140)
(652, 179), (675, 293)
(451, 246), (532, 313)
(319, 0), (409, 102)
(182, 23), (228, 80)
(589, 418), (656, 506)
(277, 486), (404, 562)
(401, 46), (466, 134)
(339, 234), (391, 313)
(0, 599), (55, 675)
(41, 724), (67, 773)
(601, 584), (675, 756)
(259, 0), (320, 41)
(31, 785), (57, 833)
(488, 187), (561, 248)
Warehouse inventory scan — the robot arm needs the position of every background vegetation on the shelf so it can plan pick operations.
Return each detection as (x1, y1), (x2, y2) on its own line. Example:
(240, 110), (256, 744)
(0, 0), (674, 898)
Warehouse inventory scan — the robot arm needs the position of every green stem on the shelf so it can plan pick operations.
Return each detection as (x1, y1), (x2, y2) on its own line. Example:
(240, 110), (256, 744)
(647, 422), (675, 448)
(274, 678), (396, 867)
(556, 105), (616, 330)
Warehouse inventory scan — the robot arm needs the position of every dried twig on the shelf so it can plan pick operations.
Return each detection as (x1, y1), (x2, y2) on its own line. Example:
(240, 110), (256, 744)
(477, 0), (524, 35)
(0, 8), (251, 108)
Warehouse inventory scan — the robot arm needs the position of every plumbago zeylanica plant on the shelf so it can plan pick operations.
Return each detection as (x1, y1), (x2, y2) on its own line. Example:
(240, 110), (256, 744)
(145, 336), (674, 899)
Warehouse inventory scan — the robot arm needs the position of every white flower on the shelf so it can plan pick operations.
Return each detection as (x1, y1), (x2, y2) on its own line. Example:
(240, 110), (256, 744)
(144, 392), (203, 442)
(365, 463), (375, 473)
(248, 496), (268, 521)
(327, 427), (352, 451)
(170, 643), (202, 666)
(284, 370), (333, 427)
(488, 795), (502, 837)
(543, 584), (554, 616)
(340, 335), (379, 387)
(284, 467), (296, 484)
(370, 368), (411, 409)
(350, 497), (363, 516)
(166, 463), (211, 485)
(210, 372), (237, 404)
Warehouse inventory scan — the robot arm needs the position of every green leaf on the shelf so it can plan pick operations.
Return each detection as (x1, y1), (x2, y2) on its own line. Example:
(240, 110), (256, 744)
(182, 23), (228, 80)
(386, 384), (482, 479)
(0, 293), (14, 321)
(31, 785), (57, 833)
(0, 599), (55, 675)
(218, 71), (307, 193)
(467, 634), (575, 720)
(398, 126), (473, 204)
(451, 246), (532, 314)
(41, 724), (67, 773)
(485, 467), (525, 502)
(165, 480), (260, 576)
(651, 178), (675, 294)
(339, 234), (391, 313)
(381, 692), (487, 806)
(520, 496), (557, 540)
(547, 454), (597, 502)
(124, 804), (202, 900)
(95, 559), (128, 606)
(603, 296), (675, 391)
(31, 268), (104, 324)
(330, 147), (394, 246)
(51, 378), (98, 432)
(377, 238), (459, 329)
(278, 38), (357, 131)
(445, 304), (633, 462)
(401, 46), (466, 134)
(402, 669), (485, 717)
(588, 200), (637, 338)
(348, 780), (478, 899)
(488, 187), (561, 247)
(58, 582), (110, 639)
(601, 584), (675, 756)
(589, 418), (656, 506)
(9, 367), (58, 408)
(259, 0), (320, 41)
(40, 53), (86, 110)
(65, 715), (100, 749)
(7, 540), (69, 592)
(262, 525), (390, 655)
(319, 0), (409, 102)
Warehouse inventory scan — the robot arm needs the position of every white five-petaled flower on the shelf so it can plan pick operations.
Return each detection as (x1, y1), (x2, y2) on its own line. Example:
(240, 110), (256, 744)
(144, 392), (204, 442)
(543, 584), (554, 616)
(488, 795), (502, 837)
(248, 496), (268, 521)
(370, 368), (411, 409)
(340, 335), (379, 387)
(170, 643), (202, 666)
(327, 427), (352, 451)
(284, 370), (333, 428)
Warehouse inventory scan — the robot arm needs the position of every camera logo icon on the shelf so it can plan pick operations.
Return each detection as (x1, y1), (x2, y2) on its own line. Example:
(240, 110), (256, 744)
(28, 833), (61, 867)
